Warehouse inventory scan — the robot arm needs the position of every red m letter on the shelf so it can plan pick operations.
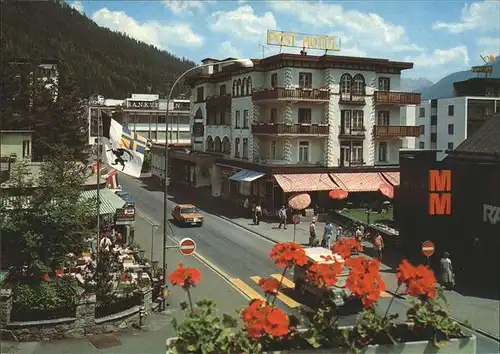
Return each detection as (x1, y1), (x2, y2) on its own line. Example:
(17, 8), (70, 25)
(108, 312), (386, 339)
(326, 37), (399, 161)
(429, 170), (451, 192)
(429, 193), (452, 215)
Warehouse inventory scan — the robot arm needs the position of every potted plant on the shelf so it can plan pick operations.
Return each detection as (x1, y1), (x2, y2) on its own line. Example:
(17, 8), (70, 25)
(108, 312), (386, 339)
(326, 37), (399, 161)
(166, 242), (476, 354)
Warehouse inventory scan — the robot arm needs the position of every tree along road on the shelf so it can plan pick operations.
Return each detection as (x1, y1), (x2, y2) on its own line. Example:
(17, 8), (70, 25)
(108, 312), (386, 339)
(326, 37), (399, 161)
(119, 175), (500, 353)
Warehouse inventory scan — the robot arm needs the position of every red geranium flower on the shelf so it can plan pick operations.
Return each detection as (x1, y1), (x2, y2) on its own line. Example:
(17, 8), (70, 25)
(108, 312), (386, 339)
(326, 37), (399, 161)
(259, 278), (281, 295)
(168, 263), (201, 289)
(55, 270), (63, 278)
(332, 238), (363, 259)
(396, 260), (437, 298)
(241, 299), (290, 338)
(43, 274), (50, 281)
(345, 257), (385, 308)
(306, 255), (342, 288)
(269, 242), (307, 268)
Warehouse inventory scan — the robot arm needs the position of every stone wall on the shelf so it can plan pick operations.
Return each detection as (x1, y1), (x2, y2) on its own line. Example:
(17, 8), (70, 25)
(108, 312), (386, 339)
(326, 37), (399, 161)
(0, 287), (153, 342)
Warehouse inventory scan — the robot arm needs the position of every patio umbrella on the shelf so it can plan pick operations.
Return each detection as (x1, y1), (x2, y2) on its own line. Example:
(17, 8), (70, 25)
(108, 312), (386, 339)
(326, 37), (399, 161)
(329, 188), (348, 200)
(288, 193), (311, 210)
(379, 183), (394, 199)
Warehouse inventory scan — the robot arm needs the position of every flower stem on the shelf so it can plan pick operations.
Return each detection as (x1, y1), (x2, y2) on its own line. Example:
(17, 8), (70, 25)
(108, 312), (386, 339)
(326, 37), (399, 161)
(186, 288), (194, 313)
(272, 266), (287, 305)
(383, 284), (401, 320)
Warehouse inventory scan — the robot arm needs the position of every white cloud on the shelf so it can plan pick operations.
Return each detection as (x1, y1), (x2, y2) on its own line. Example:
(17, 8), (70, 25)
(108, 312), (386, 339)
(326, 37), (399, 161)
(218, 41), (243, 59)
(209, 5), (277, 42)
(91, 8), (203, 50)
(268, 1), (423, 54)
(433, 1), (500, 34)
(405, 46), (470, 68)
(163, 0), (204, 15)
(477, 37), (500, 56)
(70, 1), (83, 14)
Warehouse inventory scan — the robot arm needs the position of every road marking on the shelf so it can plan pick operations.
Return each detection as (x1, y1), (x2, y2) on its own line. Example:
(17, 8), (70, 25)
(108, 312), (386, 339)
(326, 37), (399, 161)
(270, 274), (295, 289)
(232, 278), (266, 301)
(250, 276), (301, 308)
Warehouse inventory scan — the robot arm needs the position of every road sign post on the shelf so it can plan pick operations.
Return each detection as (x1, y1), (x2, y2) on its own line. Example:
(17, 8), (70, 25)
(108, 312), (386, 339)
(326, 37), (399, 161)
(421, 240), (435, 266)
(179, 238), (197, 256)
(292, 215), (300, 243)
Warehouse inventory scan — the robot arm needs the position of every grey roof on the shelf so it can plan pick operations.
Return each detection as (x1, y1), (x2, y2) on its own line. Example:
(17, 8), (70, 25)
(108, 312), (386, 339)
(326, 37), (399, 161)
(454, 113), (500, 156)
(80, 188), (125, 215)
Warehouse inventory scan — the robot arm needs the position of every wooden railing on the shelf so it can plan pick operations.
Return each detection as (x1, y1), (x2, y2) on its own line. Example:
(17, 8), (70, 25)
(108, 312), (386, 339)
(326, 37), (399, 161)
(339, 92), (366, 104)
(338, 126), (366, 137)
(252, 123), (329, 135)
(252, 87), (330, 102)
(374, 91), (421, 105)
(373, 125), (423, 137)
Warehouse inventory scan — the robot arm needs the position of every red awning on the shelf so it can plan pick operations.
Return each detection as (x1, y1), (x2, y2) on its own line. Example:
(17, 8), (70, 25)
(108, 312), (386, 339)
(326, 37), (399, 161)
(274, 174), (338, 193)
(329, 172), (389, 192)
(382, 172), (400, 186)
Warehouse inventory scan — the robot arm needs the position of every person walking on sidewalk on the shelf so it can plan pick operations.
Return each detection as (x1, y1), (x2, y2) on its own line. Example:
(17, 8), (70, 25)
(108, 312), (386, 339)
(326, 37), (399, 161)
(309, 218), (318, 247)
(440, 252), (455, 290)
(277, 206), (287, 229)
(254, 203), (262, 225)
(374, 233), (384, 262)
(322, 220), (333, 249)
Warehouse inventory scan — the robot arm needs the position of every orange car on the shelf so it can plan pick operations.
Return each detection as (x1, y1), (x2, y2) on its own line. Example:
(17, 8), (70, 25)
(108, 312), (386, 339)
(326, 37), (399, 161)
(172, 204), (203, 227)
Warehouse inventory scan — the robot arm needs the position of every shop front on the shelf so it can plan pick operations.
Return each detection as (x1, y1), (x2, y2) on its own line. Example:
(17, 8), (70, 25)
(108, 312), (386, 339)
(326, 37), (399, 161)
(169, 150), (219, 188)
(115, 206), (136, 243)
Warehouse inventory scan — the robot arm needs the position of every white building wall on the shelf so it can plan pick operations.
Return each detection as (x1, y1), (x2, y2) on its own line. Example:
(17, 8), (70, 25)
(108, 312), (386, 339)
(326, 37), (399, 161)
(436, 97), (467, 160)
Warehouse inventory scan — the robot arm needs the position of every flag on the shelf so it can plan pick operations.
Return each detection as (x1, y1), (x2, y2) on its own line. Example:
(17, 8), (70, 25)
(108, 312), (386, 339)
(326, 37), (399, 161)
(101, 113), (146, 178)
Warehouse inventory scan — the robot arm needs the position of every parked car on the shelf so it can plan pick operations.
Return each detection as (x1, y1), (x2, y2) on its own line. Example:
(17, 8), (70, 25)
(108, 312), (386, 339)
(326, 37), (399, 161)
(172, 204), (203, 227)
(114, 191), (136, 207)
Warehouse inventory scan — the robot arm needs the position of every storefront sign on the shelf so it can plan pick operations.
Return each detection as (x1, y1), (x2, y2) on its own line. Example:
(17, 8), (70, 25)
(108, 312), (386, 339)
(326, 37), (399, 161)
(483, 204), (500, 225)
(193, 122), (204, 137)
(116, 207), (135, 224)
(267, 30), (341, 51)
(428, 170), (452, 215)
(126, 100), (159, 109)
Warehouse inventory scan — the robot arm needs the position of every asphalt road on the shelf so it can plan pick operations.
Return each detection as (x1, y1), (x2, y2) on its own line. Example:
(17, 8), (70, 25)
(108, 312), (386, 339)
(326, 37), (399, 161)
(119, 175), (500, 353)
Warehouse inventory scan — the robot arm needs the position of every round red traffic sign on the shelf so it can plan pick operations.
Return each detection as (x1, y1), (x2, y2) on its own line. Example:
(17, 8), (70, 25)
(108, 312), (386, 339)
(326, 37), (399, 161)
(292, 215), (300, 225)
(421, 240), (435, 257)
(179, 238), (196, 256)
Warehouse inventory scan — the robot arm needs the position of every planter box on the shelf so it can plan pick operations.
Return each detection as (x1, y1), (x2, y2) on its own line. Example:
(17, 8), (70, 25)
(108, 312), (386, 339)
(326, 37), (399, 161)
(166, 335), (476, 354)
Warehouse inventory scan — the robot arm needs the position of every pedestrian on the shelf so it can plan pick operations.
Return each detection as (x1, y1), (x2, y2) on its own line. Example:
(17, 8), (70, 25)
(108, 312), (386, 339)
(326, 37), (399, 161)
(355, 226), (364, 243)
(336, 225), (343, 241)
(99, 232), (112, 252)
(374, 233), (384, 262)
(322, 220), (333, 249)
(440, 252), (455, 290)
(309, 218), (318, 247)
(254, 203), (262, 225)
(277, 205), (287, 229)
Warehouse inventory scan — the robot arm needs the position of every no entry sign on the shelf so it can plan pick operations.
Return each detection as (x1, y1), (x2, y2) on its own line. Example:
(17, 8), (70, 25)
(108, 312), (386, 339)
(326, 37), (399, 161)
(292, 215), (300, 225)
(421, 240), (435, 257)
(179, 238), (196, 256)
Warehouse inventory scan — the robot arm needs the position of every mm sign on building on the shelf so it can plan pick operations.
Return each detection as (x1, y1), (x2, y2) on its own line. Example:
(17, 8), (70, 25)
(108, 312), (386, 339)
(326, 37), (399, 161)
(428, 170), (452, 215)
(267, 30), (341, 51)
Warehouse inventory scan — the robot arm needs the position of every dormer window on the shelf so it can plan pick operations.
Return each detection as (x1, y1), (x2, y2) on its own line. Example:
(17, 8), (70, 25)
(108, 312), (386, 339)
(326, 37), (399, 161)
(213, 65), (219, 73)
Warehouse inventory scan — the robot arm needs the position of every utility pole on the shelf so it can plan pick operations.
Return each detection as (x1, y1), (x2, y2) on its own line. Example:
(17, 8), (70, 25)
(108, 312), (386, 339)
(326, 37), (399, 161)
(96, 105), (102, 262)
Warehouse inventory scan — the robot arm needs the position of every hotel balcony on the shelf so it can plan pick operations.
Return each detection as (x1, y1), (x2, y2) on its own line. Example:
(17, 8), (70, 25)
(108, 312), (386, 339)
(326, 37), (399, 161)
(374, 91), (421, 105)
(339, 92), (366, 105)
(252, 87), (330, 103)
(252, 123), (329, 136)
(373, 125), (423, 138)
(338, 126), (366, 139)
(206, 94), (231, 109)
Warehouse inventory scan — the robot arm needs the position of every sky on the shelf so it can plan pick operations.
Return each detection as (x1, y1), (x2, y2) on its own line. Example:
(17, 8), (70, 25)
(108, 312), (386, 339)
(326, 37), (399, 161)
(69, 0), (500, 82)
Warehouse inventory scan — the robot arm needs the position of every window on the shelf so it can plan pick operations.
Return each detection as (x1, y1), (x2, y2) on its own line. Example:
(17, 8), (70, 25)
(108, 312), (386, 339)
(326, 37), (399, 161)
(196, 87), (204, 102)
(242, 78), (247, 95)
(419, 107), (425, 117)
(340, 142), (350, 166)
(243, 110), (249, 128)
(213, 65), (219, 73)
(206, 136), (214, 151)
(430, 142), (437, 150)
(352, 110), (364, 130)
(419, 141), (425, 149)
(246, 77), (252, 94)
(299, 72), (312, 88)
(421, 125), (425, 134)
(298, 108), (312, 123)
(232, 81), (237, 96)
(378, 142), (388, 162)
(243, 138), (248, 158)
(235, 138), (240, 157)
(219, 84), (226, 95)
(430, 116), (437, 125)
(352, 74), (365, 95)
(352, 142), (363, 162)
(178, 131), (191, 140)
(378, 77), (390, 91)
(448, 105), (454, 116)
(270, 108), (277, 122)
(298, 141), (309, 162)
(222, 137), (231, 154)
(448, 124), (454, 134)
(236, 79), (241, 96)
(150, 131), (157, 141)
(447, 142), (454, 150)
(22, 140), (30, 158)
(271, 73), (278, 88)
(378, 111), (390, 126)
(235, 110), (241, 128)
(271, 140), (277, 159)
(341, 110), (351, 132)
(340, 74), (352, 101)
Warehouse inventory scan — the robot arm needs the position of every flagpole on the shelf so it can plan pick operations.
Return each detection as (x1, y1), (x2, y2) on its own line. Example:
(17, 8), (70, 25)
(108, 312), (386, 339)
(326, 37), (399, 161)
(96, 106), (102, 262)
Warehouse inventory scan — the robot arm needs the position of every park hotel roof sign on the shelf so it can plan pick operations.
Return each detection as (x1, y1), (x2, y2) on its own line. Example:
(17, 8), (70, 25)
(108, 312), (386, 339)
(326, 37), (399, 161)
(267, 30), (341, 51)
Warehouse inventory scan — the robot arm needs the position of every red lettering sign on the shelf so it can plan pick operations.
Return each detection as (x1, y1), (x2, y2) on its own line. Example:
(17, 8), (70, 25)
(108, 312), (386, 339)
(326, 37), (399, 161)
(428, 170), (452, 215)
(429, 170), (451, 192)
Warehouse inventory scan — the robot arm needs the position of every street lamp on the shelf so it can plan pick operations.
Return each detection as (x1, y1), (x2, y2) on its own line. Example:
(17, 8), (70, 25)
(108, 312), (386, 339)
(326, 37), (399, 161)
(161, 58), (254, 311)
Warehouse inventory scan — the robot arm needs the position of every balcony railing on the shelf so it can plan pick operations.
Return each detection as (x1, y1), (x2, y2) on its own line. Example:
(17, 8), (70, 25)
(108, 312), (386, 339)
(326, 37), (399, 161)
(338, 126), (366, 138)
(252, 123), (329, 136)
(374, 91), (421, 105)
(373, 125), (423, 137)
(252, 87), (330, 102)
(206, 94), (231, 109)
(339, 92), (366, 104)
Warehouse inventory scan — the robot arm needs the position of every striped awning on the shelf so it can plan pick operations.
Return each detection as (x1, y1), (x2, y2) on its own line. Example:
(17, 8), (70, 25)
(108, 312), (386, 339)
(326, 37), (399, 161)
(274, 174), (338, 193)
(382, 172), (400, 186)
(329, 172), (388, 192)
(229, 169), (266, 182)
(80, 188), (126, 215)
